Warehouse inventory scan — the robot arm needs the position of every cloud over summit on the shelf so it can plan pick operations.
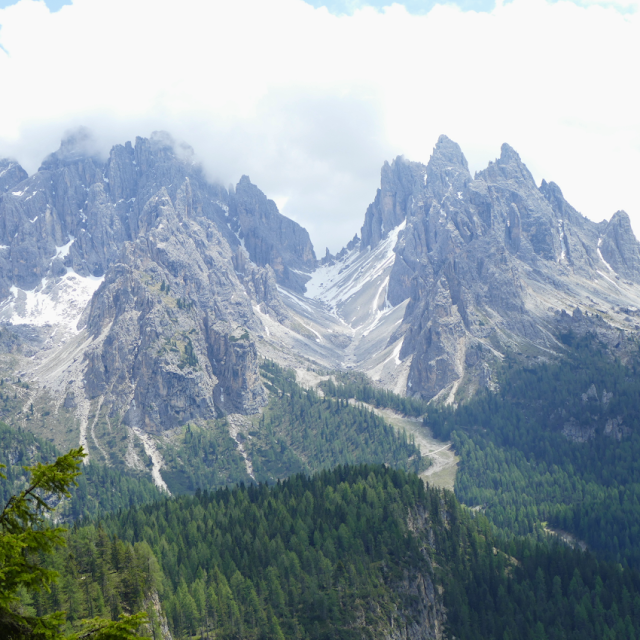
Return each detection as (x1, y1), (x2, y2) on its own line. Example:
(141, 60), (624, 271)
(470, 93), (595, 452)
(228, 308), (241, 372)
(0, 0), (638, 252)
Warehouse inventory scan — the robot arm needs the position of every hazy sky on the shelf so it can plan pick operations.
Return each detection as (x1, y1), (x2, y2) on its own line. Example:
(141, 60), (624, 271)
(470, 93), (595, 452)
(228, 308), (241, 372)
(0, 0), (638, 254)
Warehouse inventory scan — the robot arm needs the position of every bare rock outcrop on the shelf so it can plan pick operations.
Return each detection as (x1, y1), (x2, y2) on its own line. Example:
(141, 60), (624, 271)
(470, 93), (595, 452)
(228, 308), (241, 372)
(352, 136), (640, 402)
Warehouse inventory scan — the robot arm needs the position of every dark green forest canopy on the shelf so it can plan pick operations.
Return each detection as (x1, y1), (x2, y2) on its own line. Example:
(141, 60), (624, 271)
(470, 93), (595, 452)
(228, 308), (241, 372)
(425, 332), (640, 566)
(252, 360), (426, 478)
(33, 464), (640, 640)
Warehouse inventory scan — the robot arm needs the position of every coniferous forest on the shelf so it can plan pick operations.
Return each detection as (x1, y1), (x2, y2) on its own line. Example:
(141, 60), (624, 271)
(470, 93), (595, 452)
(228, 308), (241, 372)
(426, 332), (640, 565)
(0, 421), (162, 520)
(24, 464), (640, 640)
(5, 336), (640, 639)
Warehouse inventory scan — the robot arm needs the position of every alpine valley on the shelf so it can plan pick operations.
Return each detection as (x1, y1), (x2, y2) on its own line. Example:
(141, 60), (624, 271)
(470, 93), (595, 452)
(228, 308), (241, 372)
(3, 130), (640, 640)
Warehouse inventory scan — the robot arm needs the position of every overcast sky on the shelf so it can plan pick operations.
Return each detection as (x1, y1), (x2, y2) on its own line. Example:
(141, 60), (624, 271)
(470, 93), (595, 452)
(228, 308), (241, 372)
(0, 0), (638, 254)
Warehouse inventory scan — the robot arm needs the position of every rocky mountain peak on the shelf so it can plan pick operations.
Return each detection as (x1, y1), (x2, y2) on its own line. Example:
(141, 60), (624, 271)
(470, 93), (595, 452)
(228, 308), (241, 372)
(233, 175), (316, 293)
(0, 159), (28, 194)
(432, 134), (469, 170)
(39, 127), (103, 171)
(476, 142), (536, 188)
(2, 131), (640, 479)
(599, 210), (640, 283)
(423, 135), (471, 204)
(360, 155), (425, 251)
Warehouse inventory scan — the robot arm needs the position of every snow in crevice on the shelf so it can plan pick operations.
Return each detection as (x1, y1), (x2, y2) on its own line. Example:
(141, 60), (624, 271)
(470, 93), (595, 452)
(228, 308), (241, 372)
(216, 200), (230, 216)
(55, 236), (75, 260)
(304, 220), (405, 312)
(361, 276), (393, 337)
(380, 339), (404, 367)
(597, 237), (616, 274)
(597, 270), (622, 291)
(557, 220), (566, 262)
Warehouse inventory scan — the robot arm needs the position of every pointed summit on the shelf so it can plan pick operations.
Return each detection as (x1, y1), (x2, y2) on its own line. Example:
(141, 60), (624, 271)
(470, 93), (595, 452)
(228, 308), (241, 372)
(39, 127), (102, 171)
(476, 142), (536, 187)
(0, 159), (28, 193)
(599, 211), (640, 282)
(432, 134), (469, 171)
(424, 135), (471, 203)
(360, 154), (425, 249)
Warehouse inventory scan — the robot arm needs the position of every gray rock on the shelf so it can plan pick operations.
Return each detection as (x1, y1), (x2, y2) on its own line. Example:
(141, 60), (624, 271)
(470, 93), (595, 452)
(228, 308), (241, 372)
(347, 136), (640, 401)
(0, 159), (28, 194)
(233, 175), (317, 293)
(0, 132), (302, 449)
(599, 211), (640, 283)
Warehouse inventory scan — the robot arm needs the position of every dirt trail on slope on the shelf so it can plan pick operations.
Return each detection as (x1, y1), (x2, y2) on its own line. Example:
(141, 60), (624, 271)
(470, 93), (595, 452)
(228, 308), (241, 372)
(348, 401), (459, 491)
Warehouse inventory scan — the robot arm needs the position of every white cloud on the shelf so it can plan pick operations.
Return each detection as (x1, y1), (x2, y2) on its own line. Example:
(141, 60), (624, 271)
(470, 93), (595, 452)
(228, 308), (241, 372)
(0, 0), (638, 253)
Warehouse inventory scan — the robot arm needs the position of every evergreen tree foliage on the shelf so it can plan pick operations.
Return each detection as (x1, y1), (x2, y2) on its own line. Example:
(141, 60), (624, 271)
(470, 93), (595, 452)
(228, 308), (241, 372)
(0, 422), (162, 521)
(102, 464), (441, 639)
(426, 333), (640, 565)
(319, 372), (429, 417)
(253, 361), (426, 479)
(0, 447), (149, 639)
(158, 362), (426, 494)
(71, 464), (640, 640)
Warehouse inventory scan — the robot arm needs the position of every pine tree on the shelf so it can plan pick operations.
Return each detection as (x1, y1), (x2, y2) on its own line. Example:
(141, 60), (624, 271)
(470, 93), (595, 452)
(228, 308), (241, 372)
(0, 447), (149, 639)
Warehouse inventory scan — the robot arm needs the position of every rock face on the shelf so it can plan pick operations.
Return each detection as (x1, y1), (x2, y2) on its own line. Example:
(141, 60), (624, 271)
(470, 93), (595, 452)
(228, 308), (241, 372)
(598, 211), (640, 283)
(341, 135), (640, 402)
(2, 129), (640, 466)
(232, 176), (316, 293)
(0, 160), (28, 194)
(0, 132), (315, 445)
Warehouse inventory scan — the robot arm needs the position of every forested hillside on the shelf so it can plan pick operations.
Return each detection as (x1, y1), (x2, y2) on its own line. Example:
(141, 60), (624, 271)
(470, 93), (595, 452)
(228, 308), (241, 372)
(156, 361), (426, 494)
(0, 421), (161, 520)
(26, 463), (640, 640)
(252, 361), (426, 478)
(318, 372), (430, 417)
(426, 332), (640, 565)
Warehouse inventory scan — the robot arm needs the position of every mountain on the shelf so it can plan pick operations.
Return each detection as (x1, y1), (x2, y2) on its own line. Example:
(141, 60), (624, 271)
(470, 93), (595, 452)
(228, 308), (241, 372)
(1, 131), (639, 495)
(289, 135), (640, 404)
(4, 131), (640, 640)
(0, 131), (313, 483)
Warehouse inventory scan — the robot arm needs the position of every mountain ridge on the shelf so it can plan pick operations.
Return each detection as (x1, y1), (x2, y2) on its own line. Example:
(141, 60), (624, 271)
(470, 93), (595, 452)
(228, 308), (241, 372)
(1, 130), (639, 490)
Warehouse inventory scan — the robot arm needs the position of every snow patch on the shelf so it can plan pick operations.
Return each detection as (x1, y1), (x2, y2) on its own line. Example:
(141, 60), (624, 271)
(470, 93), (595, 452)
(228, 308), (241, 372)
(597, 238), (616, 274)
(216, 200), (229, 216)
(1, 268), (103, 332)
(557, 220), (566, 262)
(304, 220), (405, 312)
(55, 236), (75, 259)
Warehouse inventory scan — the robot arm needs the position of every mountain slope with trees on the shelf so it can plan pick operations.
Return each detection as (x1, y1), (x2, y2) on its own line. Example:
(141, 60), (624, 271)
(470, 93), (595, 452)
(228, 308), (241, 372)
(426, 332), (640, 566)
